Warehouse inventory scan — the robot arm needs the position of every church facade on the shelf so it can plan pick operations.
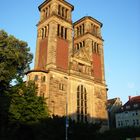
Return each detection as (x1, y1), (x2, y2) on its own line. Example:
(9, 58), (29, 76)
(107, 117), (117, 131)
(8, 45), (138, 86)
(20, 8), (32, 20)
(27, 0), (108, 125)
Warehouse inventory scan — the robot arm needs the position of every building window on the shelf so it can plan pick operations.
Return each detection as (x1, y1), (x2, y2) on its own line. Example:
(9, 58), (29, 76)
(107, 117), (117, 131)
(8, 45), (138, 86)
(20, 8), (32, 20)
(133, 120), (135, 125)
(57, 24), (67, 40)
(80, 42), (82, 48)
(75, 41), (85, 52)
(118, 121), (120, 126)
(126, 105), (130, 109)
(41, 25), (49, 39)
(34, 75), (38, 81)
(92, 41), (100, 54)
(134, 104), (138, 108)
(41, 76), (46, 82)
(58, 5), (61, 15)
(65, 9), (68, 18)
(44, 26), (47, 37)
(77, 27), (79, 36)
(62, 7), (64, 17)
(61, 26), (64, 38)
(77, 85), (87, 122)
(79, 25), (82, 35)
(83, 41), (85, 47)
(57, 24), (60, 36)
(82, 24), (85, 34)
(65, 28), (67, 39)
(58, 5), (68, 20)
(121, 121), (123, 126)
(136, 120), (139, 125)
(42, 28), (44, 39)
(76, 24), (85, 37)
(59, 83), (65, 91)
(132, 112), (135, 116)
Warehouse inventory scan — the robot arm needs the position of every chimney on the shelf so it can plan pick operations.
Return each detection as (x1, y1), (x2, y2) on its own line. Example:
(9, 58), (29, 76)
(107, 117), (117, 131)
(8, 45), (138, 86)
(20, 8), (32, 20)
(129, 96), (131, 101)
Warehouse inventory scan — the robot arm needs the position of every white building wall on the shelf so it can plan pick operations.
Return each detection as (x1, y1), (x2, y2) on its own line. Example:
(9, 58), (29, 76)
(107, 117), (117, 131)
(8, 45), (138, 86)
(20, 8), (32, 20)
(116, 110), (140, 128)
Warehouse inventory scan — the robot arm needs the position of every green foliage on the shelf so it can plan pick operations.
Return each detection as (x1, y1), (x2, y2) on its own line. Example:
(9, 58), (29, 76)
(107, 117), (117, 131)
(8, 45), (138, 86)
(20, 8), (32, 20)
(97, 127), (140, 140)
(68, 120), (101, 140)
(0, 30), (32, 91)
(9, 81), (49, 124)
(0, 30), (49, 139)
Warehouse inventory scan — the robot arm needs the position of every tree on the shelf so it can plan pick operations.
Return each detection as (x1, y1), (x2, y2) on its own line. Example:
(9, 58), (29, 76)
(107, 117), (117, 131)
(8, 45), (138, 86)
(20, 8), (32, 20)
(9, 81), (49, 124)
(0, 30), (33, 132)
(0, 30), (32, 91)
(0, 30), (49, 139)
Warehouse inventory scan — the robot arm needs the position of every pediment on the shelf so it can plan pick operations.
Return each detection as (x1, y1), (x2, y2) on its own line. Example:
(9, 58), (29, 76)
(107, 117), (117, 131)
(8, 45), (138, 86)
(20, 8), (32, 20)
(73, 46), (92, 63)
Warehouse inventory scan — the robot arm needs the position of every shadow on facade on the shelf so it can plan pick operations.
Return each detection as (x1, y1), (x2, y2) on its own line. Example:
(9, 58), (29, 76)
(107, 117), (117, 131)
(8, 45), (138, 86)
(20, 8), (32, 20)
(1, 109), (140, 140)
(0, 110), (108, 140)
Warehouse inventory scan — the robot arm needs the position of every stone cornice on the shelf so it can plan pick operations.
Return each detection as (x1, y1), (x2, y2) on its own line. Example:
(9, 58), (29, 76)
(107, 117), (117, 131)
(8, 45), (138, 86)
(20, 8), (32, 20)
(26, 69), (49, 75)
(74, 16), (103, 28)
(38, 0), (74, 11)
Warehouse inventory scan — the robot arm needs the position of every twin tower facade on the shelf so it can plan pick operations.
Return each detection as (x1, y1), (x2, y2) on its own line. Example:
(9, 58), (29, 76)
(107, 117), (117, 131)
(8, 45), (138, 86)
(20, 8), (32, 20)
(27, 0), (108, 125)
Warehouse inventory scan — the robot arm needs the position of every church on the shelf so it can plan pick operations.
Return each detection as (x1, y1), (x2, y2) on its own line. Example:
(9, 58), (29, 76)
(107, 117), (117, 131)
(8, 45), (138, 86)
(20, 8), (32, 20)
(26, 0), (108, 126)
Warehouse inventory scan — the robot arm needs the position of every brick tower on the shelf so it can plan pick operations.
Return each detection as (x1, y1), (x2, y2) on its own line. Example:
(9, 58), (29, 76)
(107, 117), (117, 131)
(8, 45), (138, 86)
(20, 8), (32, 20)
(27, 0), (108, 127)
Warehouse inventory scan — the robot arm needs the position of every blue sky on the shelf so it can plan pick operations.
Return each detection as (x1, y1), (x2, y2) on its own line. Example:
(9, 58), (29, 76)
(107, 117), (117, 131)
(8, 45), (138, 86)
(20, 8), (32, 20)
(0, 0), (140, 104)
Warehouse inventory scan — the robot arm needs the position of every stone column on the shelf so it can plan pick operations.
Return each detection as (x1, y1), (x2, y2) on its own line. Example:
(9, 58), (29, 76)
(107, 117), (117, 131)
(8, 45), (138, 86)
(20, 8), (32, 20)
(99, 44), (105, 84)
(47, 21), (57, 68)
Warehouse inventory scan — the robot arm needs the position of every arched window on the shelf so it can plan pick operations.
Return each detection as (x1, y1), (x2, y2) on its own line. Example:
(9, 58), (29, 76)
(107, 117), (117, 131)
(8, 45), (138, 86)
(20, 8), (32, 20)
(80, 42), (82, 48)
(77, 27), (79, 36)
(58, 5), (61, 15)
(42, 28), (44, 39)
(44, 26), (46, 37)
(62, 7), (64, 17)
(61, 26), (64, 38)
(77, 85), (87, 122)
(77, 44), (79, 50)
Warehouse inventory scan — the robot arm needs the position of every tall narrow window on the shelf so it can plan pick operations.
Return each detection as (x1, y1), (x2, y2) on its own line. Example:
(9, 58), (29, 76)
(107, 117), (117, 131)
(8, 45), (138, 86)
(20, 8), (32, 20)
(65, 28), (67, 39)
(41, 76), (46, 82)
(62, 7), (64, 17)
(80, 42), (82, 48)
(77, 27), (79, 36)
(57, 24), (60, 36)
(93, 25), (96, 35)
(58, 5), (61, 15)
(97, 44), (99, 53)
(45, 8), (48, 17)
(61, 26), (64, 38)
(42, 28), (44, 39)
(47, 24), (49, 36)
(80, 26), (82, 35)
(83, 24), (85, 34)
(43, 9), (45, 19)
(48, 5), (50, 16)
(65, 9), (68, 19)
(34, 75), (38, 81)
(83, 41), (85, 47)
(94, 42), (97, 52)
(77, 44), (79, 50)
(59, 83), (65, 91)
(44, 26), (46, 37)
(77, 85), (87, 122)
